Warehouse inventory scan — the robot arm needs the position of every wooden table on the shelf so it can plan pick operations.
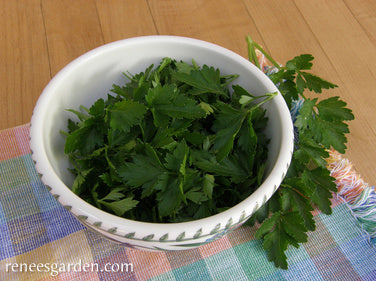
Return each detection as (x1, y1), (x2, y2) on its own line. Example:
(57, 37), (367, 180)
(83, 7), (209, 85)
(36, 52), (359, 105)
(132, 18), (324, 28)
(1, 0), (375, 185)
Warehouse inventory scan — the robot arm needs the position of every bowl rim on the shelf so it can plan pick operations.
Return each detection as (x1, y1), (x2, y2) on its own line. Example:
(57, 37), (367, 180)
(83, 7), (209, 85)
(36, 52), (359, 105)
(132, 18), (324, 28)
(30, 35), (294, 235)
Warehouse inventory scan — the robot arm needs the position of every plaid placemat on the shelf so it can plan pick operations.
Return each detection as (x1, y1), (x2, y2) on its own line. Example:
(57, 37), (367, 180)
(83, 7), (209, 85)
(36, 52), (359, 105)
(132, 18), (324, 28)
(0, 124), (375, 280)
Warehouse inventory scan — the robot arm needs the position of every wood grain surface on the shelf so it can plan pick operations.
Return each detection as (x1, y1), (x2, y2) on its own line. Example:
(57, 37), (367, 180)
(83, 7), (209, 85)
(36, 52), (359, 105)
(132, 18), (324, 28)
(1, 0), (375, 184)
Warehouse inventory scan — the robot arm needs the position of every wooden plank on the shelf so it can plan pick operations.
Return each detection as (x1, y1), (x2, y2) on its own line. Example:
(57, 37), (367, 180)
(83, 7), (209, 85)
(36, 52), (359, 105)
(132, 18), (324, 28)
(293, 0), (376, 184)
(0, 0), (50, 129)
(95, 0), (157, 43)
(147, 0), (263, 58)
(344, 0), (376, 47)
(41, 0), (104, 76)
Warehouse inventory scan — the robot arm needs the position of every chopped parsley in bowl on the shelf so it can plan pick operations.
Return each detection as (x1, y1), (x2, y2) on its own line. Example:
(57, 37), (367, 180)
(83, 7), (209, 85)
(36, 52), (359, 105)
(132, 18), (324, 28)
(30, 36), (294, 251)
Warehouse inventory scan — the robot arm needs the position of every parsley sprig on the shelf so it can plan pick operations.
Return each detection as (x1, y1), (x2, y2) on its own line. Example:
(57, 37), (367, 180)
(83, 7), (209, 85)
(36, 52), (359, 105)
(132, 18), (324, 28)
(246, 35), (354, 269)
(63, 58), (275, 223)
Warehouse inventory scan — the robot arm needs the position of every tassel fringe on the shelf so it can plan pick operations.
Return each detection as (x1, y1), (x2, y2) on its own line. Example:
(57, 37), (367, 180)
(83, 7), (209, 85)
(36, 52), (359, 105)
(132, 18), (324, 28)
(327, 149), (376, 244)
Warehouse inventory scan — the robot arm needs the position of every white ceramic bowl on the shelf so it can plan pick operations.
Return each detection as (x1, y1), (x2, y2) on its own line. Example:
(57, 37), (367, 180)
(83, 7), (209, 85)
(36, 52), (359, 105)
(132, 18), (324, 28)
(30, 35), (294, 251)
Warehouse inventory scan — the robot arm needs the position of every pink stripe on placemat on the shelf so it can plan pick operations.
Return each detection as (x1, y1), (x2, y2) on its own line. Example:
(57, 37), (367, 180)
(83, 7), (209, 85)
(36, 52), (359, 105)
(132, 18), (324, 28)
(0, 125), (30, 161)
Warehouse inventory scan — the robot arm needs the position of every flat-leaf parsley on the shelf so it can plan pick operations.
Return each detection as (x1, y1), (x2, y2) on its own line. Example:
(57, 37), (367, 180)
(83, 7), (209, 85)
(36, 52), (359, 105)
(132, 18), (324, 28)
(246, 35), (354, 269)
(63, 58), (276, 224)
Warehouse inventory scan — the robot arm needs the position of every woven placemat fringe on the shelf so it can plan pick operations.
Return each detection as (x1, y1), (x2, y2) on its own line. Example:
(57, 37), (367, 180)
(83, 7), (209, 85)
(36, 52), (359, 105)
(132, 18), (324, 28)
(327, 149), (376, 245)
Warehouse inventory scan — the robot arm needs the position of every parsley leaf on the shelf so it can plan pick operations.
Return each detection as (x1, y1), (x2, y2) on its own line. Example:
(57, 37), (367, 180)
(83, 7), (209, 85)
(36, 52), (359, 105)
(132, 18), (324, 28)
(256, 211), (308, 269)
(316, 96), (355, 122)
(212, 111), (246, 161)
(98, 196), (139, 217)
(118, 152), (166, 188)
(156, 176), (183, 218)
(302, 167), (337, 214)
(202, 174), (215, 199)
(64, 117), (104, 155)
(286, 54), (314, 70)
(295, 97), (354, 153)
(247, 35), (353, 269)
(172, 64), (228, 97)
(191, 150), (249, 183)
(298, 72), (338, 93)
(109, 100), (147, 133)
(145, 84), (205, 127)
(280, 178), (315, 230)
(294, 134), (329, 168)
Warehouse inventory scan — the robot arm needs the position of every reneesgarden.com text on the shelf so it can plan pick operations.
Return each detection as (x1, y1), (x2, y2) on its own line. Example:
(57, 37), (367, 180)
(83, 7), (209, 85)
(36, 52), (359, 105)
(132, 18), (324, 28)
(5, 260), (134, 276)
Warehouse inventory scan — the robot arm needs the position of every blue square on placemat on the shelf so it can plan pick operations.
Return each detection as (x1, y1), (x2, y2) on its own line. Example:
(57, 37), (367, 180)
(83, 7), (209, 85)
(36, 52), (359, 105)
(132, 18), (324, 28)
(281, 258), (323, 281)
(0, 191), (15, 260)
(0, 222), (15, 260)
(362, 269), (376, 281)
(281, 242), (322, 281)
(320, 203), (360, 244)
(41, 206), (85, 242)
(6, 212), (50, 256)
(32, 181), (61, 213)
(338, 235), (376, 277)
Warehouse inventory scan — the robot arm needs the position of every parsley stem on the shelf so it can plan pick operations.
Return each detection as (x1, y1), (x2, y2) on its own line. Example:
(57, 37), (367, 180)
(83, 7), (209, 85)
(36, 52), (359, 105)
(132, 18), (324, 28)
(104, 146), (116, 171)
(246, 35), (261, 69)
(254, 43), (281, 70)
(245, 92), (278, 110)
(255, 92), (278, 108)
(221, 74), (240, 86)
(59, 130), (69, 137)
(246, 35), (281, 70)
(192, 59), (199, 70)
(79, 105), (90, 113)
